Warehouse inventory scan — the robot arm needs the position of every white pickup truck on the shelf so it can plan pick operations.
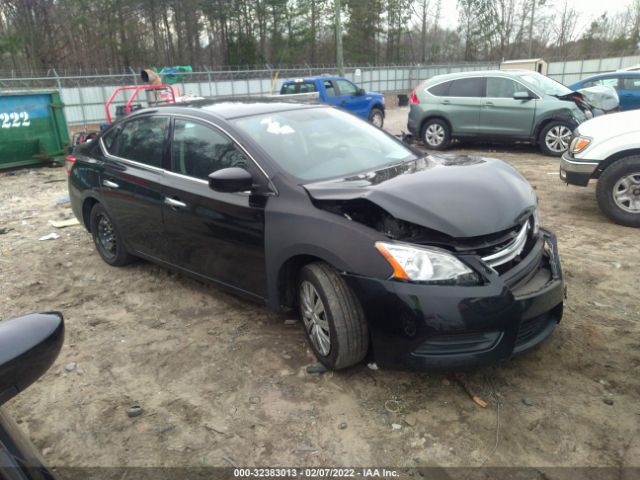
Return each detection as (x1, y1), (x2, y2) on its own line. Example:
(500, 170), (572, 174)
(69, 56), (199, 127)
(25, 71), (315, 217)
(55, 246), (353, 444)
(560, 109), (640, 227)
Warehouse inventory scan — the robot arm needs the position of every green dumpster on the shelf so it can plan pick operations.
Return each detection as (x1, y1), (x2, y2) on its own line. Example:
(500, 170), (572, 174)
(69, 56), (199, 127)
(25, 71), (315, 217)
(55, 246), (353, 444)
(0, 90), (70, 169)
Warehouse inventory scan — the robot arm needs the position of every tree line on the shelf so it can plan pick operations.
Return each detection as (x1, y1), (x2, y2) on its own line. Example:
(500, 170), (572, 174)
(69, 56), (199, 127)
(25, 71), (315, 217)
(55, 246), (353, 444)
(0, 0), (639, 73)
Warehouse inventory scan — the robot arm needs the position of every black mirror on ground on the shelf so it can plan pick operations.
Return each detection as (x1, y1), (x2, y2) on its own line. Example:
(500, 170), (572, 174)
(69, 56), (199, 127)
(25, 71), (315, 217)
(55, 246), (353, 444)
(356, 88), (365, 96)
(0, 313), (65, 406)
(513, 91), (531, 100)
(208, 168), (253, 193)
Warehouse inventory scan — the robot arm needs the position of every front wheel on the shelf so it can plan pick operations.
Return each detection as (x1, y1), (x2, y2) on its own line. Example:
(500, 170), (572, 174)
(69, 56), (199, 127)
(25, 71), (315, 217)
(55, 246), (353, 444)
(368, 108), (384, 128)
(596, 156), (640, 227)
(539, 122), (573, 156)
(298, 262), (369, 370)
(89, 203), (135, 266)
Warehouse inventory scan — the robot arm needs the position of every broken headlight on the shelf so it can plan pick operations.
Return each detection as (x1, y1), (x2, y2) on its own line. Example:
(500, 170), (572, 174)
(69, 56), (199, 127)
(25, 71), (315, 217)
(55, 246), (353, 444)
(375, 242), (479, 285)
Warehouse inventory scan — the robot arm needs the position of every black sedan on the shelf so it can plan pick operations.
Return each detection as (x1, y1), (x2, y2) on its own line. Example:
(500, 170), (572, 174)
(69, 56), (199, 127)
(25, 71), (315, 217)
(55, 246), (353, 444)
(67, 100), (564, 370)
(1, 312), (64, 479)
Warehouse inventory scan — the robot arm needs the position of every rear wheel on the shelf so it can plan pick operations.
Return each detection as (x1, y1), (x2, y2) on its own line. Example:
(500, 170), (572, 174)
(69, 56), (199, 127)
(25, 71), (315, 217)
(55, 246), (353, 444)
(89, 203), (135, 266)
(368, 108), (384, 128)
(298, 262), (369, 370)
(596, 156), (640, 227)
(539, 122), (572, 156)
(421, 118), (451, 150)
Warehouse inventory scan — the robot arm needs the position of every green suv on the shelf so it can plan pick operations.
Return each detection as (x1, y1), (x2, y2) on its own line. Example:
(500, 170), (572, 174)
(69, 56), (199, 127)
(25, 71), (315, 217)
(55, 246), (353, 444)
(407, 70), (592, 156)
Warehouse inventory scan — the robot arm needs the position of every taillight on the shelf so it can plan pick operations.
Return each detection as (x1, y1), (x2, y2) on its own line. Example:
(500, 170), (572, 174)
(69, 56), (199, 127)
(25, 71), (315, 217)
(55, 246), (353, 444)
(410, 80), (427, 105)
(64, 154), (76, 176)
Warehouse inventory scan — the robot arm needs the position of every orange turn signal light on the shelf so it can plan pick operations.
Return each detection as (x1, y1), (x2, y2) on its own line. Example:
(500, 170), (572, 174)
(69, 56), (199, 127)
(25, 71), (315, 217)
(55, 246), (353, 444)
(375, 243), (409, 280)
(573, 138), (590, 153)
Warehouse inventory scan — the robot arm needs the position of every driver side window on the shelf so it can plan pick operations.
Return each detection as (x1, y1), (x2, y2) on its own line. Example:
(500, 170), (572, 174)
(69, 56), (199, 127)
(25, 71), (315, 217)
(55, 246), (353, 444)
(171, 119), (247, 180)
(336, 79), (358, 96)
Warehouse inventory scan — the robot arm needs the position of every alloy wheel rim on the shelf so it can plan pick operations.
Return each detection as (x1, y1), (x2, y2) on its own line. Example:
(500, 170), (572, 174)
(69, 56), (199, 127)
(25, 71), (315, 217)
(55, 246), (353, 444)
(299, 281), (331, 356)
(372, 112), (383, 127)
(612, 172), (640, 213)
(425, 124), (445, 147)
(545, 125), (572, 153)
(97, 214), (117, 257)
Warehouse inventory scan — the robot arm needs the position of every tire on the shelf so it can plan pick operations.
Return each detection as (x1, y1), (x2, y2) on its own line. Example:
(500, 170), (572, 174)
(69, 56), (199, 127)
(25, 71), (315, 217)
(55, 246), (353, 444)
(368, 107), (384, 128)
(538, 121), (573, 157)
(421, 118), (451, 150)
(89, 203), (135, 266)
(298, 262), (369, 370)
(596, 156), (640, 227)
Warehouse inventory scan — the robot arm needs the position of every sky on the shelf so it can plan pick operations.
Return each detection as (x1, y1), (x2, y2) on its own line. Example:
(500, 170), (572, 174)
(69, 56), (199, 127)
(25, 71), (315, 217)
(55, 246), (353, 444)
(439, 0), (632, 31)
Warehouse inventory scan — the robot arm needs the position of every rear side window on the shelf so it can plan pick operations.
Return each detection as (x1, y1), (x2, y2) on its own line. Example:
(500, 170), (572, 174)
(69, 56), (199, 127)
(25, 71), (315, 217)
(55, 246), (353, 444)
(323, 80), (337, 97)
(101, 127), (119, 153)
(428, 81), (452, 96)
(114, 116), (168, 167)
(281, 82), (317, 94)
(448, 78), (483, 97)
(171, 119), (247, 181)
(486, 77), (521, 98)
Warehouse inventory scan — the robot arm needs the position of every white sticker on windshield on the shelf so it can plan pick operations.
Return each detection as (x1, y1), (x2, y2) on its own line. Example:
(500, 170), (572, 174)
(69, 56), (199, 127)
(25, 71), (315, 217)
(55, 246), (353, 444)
(260, 117), (295, 135)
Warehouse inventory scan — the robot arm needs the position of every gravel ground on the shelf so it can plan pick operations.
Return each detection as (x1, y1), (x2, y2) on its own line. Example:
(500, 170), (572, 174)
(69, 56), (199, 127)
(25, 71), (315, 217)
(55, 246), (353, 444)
(0, 107), (639, 473)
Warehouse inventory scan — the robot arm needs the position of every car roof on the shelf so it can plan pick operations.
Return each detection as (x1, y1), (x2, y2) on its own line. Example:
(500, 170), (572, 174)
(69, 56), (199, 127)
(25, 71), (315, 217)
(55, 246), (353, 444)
(576, 71), (640, 81)
(282, 75), (344, 83)
(425, 69), (534, 83)
(148, 97), (323, 120)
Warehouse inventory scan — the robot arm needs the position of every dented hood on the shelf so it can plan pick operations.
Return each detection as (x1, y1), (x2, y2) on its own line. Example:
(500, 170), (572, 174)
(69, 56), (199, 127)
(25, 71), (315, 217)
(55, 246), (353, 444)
(303, 155), (537, 238)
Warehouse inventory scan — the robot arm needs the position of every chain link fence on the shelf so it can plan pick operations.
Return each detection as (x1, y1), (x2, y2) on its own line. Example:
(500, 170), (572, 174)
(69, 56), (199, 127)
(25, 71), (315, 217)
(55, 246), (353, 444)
(1, 54), (638, 127)
(0, 63), (498, 127)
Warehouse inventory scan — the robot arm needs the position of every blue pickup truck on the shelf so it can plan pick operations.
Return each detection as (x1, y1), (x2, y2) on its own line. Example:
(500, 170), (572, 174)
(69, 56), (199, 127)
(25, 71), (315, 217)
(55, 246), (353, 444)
(280, 76), (386, 127)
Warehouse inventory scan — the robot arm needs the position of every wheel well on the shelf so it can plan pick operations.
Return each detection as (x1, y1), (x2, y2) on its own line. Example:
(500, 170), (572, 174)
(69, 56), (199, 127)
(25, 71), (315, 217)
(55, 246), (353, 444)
(533, 118), (555, 142)
(277, 254), (327, 310)
(595, 150), (640, 178)
(371, 104), (384, 114)
(533, 117), (575, 143)
(82, 197), (98, 232)
(420, 115), (452, 137)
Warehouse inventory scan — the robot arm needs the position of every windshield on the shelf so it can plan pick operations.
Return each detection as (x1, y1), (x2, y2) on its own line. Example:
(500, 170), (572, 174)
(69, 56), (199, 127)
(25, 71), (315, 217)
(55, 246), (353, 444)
(515, 71), (573, 97)
(232, 107), (416, 181)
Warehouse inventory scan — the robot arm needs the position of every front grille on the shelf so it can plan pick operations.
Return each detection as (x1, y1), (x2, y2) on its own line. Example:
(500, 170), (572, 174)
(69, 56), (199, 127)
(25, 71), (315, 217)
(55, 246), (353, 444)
(481, 221), (529, 268)
(413, 331), (503, 356)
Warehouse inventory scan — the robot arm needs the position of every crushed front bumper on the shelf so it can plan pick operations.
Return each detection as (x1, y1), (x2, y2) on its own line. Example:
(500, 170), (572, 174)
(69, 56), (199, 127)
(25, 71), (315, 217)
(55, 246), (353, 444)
(344, 229), (564, 370)
(560, 152), (600, 186)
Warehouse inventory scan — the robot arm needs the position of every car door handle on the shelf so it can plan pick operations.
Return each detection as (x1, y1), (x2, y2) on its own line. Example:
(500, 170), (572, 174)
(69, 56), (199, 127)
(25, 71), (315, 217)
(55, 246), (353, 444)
(102, 179), (119, 189)
(164, 197), (187, 209)
(484, 101), (494, 107)
(442, 100), (450, 105)
(340, 100), (347, 104)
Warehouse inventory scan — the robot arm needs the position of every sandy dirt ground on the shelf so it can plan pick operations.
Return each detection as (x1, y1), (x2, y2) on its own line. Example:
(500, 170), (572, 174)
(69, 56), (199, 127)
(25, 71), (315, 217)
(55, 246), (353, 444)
(1, 107), (639, 472)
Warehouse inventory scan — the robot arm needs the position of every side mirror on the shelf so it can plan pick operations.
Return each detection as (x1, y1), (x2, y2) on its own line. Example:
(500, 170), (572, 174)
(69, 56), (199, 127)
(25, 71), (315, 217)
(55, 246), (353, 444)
(208, 167), (253, 193)
(0, 313), (64, 405)
(513, 91), (532, 100)
(356, 88), (365, 96)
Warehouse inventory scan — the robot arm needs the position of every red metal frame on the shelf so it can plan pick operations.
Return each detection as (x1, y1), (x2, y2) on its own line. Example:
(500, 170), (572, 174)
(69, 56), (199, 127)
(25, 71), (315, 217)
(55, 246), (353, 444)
(105, 84), (177, 123)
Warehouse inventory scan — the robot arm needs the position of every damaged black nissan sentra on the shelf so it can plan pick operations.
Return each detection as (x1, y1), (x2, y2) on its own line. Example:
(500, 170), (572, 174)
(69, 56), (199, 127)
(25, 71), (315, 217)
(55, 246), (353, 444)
(68, 100), (564, 370)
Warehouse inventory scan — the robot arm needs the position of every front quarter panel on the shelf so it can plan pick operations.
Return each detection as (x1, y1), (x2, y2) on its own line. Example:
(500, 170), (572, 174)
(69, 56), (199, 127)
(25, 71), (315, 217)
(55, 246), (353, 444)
(577, 131), (640, 163)
(264, 176), (392, 310)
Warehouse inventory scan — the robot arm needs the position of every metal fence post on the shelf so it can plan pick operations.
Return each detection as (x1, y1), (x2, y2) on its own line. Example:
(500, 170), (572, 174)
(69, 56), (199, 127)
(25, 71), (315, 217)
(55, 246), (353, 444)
(205, 67), (213, 97)
(129, 67), (138, 85)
